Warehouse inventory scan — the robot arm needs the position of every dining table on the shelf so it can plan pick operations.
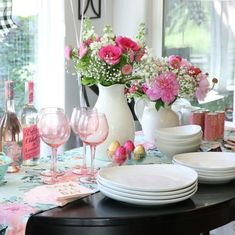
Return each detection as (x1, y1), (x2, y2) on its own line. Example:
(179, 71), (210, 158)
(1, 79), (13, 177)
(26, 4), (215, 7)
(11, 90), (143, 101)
(1, 129), (235, 235)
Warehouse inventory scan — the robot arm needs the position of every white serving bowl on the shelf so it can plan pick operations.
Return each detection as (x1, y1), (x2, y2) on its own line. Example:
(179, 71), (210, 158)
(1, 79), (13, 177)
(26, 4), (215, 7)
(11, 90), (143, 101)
(155, 125), (201, 140)
(155, 131), (202, 144)
(156, 137), (202, 147)
(156, 141), (201, 161)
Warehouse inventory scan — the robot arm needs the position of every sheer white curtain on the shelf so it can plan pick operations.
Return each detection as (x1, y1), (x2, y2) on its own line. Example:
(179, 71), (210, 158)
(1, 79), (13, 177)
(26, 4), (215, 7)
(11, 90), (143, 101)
(35, 0), (65, 155)
(210, 0), (235, 93)
(36, 0), (65, 110)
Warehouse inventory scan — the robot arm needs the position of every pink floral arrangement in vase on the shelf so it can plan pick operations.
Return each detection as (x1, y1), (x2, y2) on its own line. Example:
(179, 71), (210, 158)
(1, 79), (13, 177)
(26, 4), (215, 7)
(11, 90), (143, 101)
(65, 18), (147, 87)
(127, 54), (218, 110)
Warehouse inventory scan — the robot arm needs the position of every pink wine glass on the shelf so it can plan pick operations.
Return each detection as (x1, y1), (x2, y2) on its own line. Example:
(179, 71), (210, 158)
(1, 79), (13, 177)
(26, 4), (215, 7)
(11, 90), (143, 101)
(78, 111), (109, 184)
(70, 107), (97, 175)
(37, 107), (71, 184)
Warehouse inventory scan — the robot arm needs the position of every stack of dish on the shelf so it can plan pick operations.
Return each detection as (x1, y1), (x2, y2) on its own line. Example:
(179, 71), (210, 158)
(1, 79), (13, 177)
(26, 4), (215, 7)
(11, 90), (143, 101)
(154, 125), (202, 160)
(173, 152), (235, 184)
(97, 164), (198, 206)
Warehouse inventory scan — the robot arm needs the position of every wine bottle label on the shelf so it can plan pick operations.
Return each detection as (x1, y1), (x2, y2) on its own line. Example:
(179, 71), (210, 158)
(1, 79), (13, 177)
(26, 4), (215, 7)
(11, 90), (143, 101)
(2, 141), (22, 165)
(22, 124), (40, 161)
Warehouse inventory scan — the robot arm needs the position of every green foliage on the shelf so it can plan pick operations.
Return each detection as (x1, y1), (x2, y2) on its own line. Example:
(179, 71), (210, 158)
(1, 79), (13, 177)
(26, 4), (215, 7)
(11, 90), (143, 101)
(155, 99), (165, 111)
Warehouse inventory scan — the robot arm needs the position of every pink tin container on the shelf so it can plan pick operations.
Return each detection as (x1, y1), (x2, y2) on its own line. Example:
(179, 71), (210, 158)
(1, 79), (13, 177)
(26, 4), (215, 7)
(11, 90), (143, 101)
(204, 112), (218, 141)
(216, 111), (225, 139)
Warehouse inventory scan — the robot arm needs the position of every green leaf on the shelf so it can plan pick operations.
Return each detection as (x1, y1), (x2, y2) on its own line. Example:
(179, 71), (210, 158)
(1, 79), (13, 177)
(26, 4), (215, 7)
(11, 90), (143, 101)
(155, 99), (164, 111)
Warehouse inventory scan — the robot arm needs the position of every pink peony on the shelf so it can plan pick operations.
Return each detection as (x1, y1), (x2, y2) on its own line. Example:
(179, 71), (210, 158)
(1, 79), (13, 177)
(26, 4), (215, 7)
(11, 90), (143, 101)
(168, 55), (182, 69)
(98, 45), (122, 65)
(79, 43), (88, 59)
(195, 74), (210, 100)
(146, 72), (179, 103)
(121, 64), (133, 75)
(115, 36), (140, 52)
(65, 46), (72, 60)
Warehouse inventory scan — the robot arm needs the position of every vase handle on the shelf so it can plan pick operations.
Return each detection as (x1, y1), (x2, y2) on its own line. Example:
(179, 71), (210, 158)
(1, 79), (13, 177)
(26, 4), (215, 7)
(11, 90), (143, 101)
(134, 98), (147, 124)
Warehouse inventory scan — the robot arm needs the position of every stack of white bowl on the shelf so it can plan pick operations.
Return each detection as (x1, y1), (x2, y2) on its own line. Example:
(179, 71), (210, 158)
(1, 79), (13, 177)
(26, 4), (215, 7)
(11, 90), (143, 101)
(154, 125), (202, 161)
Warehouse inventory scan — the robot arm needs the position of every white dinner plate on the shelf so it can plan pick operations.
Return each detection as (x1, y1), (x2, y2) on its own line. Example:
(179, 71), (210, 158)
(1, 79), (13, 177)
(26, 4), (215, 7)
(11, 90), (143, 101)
(97, 179), (197, 200)
(173, 152), (235, 171)
(99, 184), (197, 206)
(97, 177), (198, 196)
(98, 164), (198, 192)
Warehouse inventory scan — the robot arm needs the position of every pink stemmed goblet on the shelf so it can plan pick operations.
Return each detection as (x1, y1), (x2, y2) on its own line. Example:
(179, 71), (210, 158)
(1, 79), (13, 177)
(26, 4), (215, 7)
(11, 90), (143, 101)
(70, 107), (97, 175)
(78, 111), (109, 183)
(37, 107), (71, 184)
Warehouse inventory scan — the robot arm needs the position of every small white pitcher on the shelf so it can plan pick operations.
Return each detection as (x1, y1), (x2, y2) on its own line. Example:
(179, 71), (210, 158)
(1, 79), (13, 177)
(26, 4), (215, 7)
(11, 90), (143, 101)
(134, 98), (179, 144)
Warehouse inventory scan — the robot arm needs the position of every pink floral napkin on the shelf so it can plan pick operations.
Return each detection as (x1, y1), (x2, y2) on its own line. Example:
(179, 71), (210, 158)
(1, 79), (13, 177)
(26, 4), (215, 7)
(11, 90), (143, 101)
(23, 181), (96, 206)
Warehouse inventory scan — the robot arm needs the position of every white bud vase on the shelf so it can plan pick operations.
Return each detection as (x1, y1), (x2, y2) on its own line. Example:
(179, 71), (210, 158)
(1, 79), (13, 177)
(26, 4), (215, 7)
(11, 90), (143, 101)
(134, 99), (179, 144)
(95, 84), (135, 161)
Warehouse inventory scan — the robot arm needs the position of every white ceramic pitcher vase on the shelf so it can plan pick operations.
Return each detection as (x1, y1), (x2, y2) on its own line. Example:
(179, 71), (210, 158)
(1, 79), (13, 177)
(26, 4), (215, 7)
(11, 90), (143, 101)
(95, 84), (135, 161)
(134, 99), (179, 144)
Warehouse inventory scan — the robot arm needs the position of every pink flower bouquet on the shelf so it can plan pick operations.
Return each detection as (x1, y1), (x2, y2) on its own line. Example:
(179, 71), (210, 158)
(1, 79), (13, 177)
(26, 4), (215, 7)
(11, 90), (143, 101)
(66, 19), (146, 87)
(127, 54), (218, 110)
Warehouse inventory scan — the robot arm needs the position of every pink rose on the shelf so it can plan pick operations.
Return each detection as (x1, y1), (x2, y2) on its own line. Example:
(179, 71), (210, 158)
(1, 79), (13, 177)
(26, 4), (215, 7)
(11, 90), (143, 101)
(128, 85), (138, 93)
(188, 66), (202, 76)
(121, 64), (133, 75)
(115, 36), (139, 52)
(85, 38), (93, 46)
(65, 46), (72, 60)
(79, 43), (88, 59)
(168, 55), (182, 69)
(98, 45), (122, 65)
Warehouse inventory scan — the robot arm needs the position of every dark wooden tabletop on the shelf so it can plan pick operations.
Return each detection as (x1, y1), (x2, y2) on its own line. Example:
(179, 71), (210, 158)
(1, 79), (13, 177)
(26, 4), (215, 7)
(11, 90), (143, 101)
(25, 180), (235, 235)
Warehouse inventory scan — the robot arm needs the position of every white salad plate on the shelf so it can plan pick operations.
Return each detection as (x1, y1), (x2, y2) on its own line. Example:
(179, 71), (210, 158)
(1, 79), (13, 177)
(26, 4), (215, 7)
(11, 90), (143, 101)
(98, 184), (197, 206)
(173, 152), (235, 171)
(97, 179), (197, 200)
(173, 152), (235, 184)
(97, 177), (198, 196)
(98, 164), (198, 192)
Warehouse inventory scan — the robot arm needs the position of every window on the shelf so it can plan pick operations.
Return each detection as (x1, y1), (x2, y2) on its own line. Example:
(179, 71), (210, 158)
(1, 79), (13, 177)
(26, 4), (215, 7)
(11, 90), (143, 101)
(0, 0), (38, 115)
(162, 0), (235, 123)
(0, 0), (65, 117)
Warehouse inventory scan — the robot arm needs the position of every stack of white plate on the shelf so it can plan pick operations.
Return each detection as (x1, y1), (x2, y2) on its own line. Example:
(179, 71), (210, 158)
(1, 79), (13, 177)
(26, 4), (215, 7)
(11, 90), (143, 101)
(173, 152), (235, 184)
(154, 125), (202, 160)
(97, 164), (198, 206)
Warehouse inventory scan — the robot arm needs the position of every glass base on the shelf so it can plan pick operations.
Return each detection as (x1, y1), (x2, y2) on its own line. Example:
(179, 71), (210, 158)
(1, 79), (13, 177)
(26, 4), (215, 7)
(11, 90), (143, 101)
(7, 165), (20, 173)
(73, 167), (89, 176)
(40, 169), (64, 177)
(43, 176), (59, 185)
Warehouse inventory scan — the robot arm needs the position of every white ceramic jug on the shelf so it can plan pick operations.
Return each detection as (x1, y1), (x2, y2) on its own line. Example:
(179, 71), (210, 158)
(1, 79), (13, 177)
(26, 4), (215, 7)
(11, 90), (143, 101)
(95, 84), (135, 161)
(134, 98), (179, 144)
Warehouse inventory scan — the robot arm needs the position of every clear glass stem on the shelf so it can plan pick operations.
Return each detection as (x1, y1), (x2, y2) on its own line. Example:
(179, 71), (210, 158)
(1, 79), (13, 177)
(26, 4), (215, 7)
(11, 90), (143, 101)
(82, 142), (87, 169)
(51, 147), (58, 181)
(90, 145), (96, 177)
